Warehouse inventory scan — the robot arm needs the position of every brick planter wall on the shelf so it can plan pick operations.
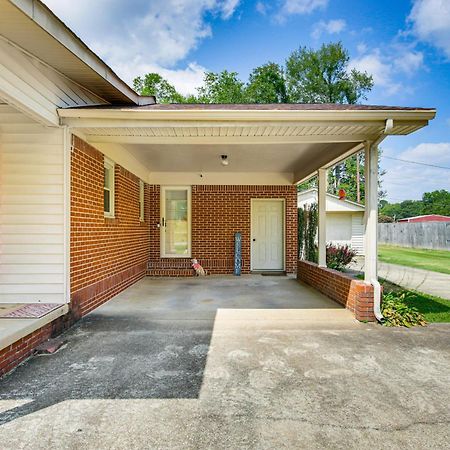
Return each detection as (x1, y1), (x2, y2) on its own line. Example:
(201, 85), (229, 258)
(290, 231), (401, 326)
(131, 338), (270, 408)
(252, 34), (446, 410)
(71, 136), (151, 317)
(147, 184), (298, 276)
(297, 260), (376, 321)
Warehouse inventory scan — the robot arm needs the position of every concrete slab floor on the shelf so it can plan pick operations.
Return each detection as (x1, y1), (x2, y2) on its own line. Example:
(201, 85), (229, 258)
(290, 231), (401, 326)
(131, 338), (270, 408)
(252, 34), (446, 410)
(0, 275), (449, 449)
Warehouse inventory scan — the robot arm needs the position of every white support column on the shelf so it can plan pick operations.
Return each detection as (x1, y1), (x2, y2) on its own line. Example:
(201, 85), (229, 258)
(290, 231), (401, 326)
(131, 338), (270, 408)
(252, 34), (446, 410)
(318, 168), (327, 267)
(364, 141), (378, 282)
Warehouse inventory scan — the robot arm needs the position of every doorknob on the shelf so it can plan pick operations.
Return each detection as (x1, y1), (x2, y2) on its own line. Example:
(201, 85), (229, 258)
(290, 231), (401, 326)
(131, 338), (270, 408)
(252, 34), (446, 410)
(252, 238), (256, 242)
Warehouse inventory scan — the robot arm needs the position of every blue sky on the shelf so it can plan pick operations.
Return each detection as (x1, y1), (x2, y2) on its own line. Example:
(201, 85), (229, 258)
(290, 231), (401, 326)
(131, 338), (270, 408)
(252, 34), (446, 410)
(42, 0), (450, 202)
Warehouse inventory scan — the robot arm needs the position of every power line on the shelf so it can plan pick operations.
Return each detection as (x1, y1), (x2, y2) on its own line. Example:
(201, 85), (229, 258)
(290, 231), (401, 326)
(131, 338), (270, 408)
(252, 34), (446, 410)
(382, 155), (450, 170)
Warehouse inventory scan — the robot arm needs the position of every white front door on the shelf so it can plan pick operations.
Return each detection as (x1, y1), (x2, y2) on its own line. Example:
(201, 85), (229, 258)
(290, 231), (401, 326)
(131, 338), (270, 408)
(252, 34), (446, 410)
(251, 199), (284, 271)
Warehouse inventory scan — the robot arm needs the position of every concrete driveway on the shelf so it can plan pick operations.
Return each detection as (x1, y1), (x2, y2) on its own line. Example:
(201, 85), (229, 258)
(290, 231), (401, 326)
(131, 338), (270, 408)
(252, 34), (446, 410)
(0, 276), (449, 449)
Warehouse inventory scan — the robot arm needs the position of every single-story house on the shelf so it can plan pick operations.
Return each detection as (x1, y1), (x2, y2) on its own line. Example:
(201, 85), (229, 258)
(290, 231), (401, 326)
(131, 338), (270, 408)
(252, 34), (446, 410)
(398, 214), (450, 223)
(0, 0), (436, 376)
(298, 188), (365, 254)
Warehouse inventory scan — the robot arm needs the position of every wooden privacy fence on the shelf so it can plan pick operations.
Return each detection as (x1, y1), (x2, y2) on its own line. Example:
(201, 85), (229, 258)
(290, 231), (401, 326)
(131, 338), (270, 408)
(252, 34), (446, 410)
(378, 222), (450, 250)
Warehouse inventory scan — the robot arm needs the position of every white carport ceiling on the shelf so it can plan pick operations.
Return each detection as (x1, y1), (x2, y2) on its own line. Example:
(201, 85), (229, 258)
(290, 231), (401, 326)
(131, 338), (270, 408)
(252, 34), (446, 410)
(121, 142), (358, 176)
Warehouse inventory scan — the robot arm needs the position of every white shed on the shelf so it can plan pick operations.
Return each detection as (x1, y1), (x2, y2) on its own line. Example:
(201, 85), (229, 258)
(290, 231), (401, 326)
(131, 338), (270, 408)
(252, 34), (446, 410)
(298, 188), (365, 254)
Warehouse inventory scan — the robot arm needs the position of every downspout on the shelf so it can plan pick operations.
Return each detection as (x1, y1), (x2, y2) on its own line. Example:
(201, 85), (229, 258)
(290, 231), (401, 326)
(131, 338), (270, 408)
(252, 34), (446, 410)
(369, 118), (394, 322)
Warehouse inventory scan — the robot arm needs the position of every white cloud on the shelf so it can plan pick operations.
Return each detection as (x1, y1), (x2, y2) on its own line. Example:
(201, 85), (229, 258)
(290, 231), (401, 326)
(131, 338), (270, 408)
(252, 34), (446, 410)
(221, 0), (241, 19)
(382, 143), (450, 201)
(256, 1), (268, 15)
(351, 47), (424, 96)
(41, 0), (240, 94)
(311, 19), (346, 39)
(393, 50), (424, 74)
(276, 0), (328, 23)
(351, 50), (401, 95)
(409, 0), (450, 58)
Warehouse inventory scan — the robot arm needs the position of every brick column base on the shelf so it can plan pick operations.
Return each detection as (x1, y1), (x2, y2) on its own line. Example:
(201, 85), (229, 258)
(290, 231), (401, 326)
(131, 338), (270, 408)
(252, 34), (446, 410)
(297, 260), (377, 322)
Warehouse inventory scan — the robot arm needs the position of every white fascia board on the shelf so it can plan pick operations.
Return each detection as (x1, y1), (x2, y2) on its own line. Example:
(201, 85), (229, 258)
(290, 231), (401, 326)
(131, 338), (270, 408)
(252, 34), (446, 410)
(58, 108), (436, 123)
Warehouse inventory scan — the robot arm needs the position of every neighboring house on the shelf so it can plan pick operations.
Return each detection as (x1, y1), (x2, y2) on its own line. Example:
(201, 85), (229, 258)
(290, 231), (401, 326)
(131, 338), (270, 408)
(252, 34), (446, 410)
(398, 214), (450, 223)
(298, 189), (365, 254)
(0, 0), (436, 375)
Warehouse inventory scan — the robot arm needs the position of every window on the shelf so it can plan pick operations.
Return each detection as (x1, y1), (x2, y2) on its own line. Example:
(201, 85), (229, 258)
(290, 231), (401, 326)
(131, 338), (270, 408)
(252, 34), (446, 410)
(139, 179), (145, 221)
(161, 186), (191, 257)
(104, 158), (115, 218)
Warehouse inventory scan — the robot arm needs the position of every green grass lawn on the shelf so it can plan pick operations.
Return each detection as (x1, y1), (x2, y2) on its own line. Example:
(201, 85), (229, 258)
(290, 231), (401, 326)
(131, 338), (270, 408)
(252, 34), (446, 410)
(398, 290), (450, 323)
(355, 274), (450, 323)
(378, 245), (450, 275)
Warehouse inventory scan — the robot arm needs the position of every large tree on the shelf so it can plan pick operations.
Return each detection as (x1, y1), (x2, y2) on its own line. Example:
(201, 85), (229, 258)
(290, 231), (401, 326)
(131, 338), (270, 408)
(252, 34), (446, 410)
(196, 70), (247, 103)
(285, 42), (373, 104)
(133, 73), (184, 103)
(246, 62), (288, 103)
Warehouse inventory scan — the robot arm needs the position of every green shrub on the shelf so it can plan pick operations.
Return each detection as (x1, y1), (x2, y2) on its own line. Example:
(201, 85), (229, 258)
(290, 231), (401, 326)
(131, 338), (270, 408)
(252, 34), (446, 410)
(381, 291), (427, 327)
(326, 244), (357, 271)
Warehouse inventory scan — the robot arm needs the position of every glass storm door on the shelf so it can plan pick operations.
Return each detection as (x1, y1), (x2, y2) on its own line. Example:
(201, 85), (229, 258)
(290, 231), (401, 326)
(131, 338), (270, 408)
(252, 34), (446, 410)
(161, 187), (191, 257)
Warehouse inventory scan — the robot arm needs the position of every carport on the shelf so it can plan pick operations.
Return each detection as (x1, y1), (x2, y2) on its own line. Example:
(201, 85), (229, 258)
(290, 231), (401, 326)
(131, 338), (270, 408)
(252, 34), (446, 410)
(60, 103), (436, 321)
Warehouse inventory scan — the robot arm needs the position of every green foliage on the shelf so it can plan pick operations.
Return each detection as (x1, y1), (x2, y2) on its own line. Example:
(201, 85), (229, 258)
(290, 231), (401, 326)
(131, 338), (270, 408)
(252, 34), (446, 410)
(381, 291), (427, 327)
(380, 189), (450, 220)
(378, 214), (394, 223)
(133, 73), (185, 103)
(285, 42), (373, 104)
(328, 150), (386, 204)
(326, 244), (357, 271)
(298, 204), (318, 262)
(197, 71), (246, 103)
(246, 62), (287, 103)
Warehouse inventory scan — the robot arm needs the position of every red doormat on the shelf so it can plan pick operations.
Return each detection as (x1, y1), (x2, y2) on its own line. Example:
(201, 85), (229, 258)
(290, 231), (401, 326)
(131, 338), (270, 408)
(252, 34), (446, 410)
(0, 303), (63, 319)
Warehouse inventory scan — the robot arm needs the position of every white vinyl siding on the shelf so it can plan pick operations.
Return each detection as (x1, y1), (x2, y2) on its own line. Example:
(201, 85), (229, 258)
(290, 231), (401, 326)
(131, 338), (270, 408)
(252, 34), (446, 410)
(0, 105), (66, 303)
(326, 213), (352, 246)
(351, 213), (365, 255)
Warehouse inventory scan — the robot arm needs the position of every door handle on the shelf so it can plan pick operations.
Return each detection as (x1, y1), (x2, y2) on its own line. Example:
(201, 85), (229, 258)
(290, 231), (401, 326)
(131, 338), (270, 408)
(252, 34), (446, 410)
(252, 238), (256, 242)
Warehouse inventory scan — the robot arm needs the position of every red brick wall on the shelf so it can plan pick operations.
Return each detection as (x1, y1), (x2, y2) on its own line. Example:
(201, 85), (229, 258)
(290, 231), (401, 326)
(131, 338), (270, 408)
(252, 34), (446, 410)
(148, 185), (297, 276)
(297, 260), (376, 321)
(70, 136), (150, 316)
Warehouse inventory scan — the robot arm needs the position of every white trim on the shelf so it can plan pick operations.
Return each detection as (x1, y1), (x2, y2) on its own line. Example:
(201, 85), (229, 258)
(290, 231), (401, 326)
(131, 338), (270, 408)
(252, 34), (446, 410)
(139, 179), (145, 222)
(103, 157), (115, 218)
(160, 186), (192, 258)
(63, 127), (71, 303)
(58, 108), (436, 122)
(317, 169), (327, 267)
(250, 198), (286, 272)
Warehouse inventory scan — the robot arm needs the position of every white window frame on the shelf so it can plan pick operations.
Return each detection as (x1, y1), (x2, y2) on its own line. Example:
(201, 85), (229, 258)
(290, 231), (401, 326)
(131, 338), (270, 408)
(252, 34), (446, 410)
(139, 179), (145, 222)
(160, 186), (191, 258)
(104, 157), (115, 218)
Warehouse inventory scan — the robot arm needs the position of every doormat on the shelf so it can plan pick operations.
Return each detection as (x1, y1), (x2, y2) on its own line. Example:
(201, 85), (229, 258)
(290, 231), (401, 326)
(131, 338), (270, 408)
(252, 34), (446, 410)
(260, 272), (286, 276)
(0, 303), (63, 319)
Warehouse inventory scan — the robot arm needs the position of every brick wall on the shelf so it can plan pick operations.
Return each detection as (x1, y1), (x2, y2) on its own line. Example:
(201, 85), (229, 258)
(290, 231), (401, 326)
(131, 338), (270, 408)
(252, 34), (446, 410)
(71, 136), (150, 317)
(0, 314), (69, 377)
(297, 260), (376, 321)
(147, 185), (297, 276)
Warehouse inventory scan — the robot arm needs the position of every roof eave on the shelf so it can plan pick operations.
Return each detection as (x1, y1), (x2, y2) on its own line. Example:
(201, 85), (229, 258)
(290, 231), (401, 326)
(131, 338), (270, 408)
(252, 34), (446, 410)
(6, 0), (155, 106)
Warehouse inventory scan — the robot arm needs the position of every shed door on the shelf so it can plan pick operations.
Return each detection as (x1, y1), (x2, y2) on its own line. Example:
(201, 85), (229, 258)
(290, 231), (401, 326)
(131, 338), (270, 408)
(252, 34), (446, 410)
(251, 199), (284, 271)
